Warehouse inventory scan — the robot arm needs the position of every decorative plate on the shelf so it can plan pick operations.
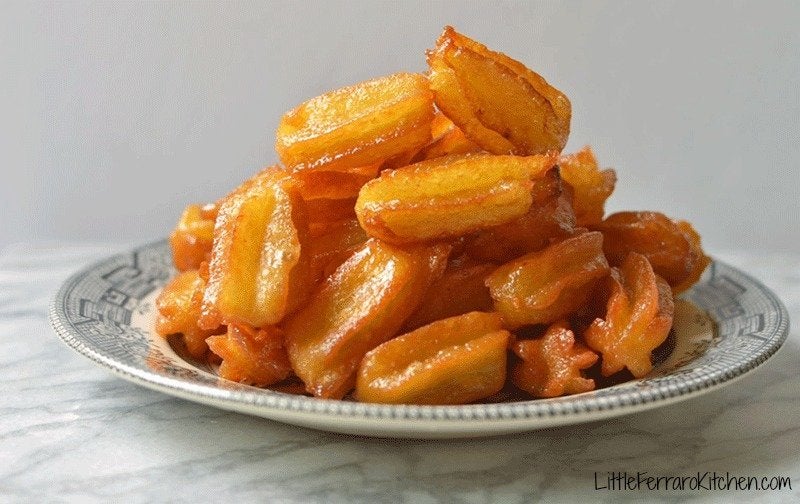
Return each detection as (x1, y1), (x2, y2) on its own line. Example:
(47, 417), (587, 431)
(50, 241), (789, 438)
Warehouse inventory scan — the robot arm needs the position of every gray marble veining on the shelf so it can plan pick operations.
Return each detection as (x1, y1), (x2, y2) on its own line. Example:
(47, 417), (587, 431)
(1, 244), (798, 503)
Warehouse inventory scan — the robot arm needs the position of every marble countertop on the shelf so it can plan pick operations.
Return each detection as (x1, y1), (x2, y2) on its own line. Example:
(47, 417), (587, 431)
(1, 243), (798, 503)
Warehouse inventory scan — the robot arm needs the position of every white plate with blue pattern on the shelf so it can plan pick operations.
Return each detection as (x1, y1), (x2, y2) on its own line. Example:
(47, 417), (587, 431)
(50, 241), (789, 438)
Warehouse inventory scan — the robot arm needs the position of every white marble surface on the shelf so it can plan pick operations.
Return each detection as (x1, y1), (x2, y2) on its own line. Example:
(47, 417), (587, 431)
(1, 243), (798, 503)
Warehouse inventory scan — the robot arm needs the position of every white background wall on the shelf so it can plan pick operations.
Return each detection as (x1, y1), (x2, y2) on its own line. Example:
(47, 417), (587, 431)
(2, 1), (798, 252)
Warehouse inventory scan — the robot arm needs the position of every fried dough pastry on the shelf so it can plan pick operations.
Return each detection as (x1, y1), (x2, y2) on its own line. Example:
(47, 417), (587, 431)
(291, 163), (381, 201)
(402, 261), (496, 331)
(356, 312), (510, 404)
(156, 270), (221, 359)
(512, 320), (598, 398)
(305, 197), (358, 229)
(596, 211), (710, 293)
(558, 146), (616, 226)
(356, 153), (557, 244)
(283, 239), (450, 399)
(465, 168), (576, 263)
(206, 323), (292, 386)
(427, 26), (571, 155)
(485, 232), (610, 327)
(414, 114), (481, 161)
(276, 73), (434, 172)
(584, 252), (675, 377)
(169, 203), (218, 272)
(200, 167), (313, 329)
(158, 26), (713, 404)
(307, 218), (369, 283)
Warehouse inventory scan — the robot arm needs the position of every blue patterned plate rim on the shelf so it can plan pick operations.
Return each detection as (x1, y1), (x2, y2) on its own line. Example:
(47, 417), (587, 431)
(49, 240), (790, 434)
